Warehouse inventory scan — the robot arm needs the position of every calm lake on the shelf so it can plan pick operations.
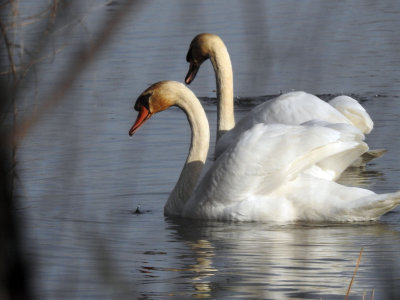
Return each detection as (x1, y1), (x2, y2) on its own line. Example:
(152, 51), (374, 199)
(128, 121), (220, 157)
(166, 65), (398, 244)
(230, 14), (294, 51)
(12, 1), (400, 299)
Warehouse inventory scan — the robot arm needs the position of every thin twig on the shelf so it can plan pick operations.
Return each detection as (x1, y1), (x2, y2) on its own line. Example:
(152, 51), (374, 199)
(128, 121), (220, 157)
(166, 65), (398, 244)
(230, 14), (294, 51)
(0, 20), (17, 79)
(345, 248), (364, 299)
(3, 6), (52, 29)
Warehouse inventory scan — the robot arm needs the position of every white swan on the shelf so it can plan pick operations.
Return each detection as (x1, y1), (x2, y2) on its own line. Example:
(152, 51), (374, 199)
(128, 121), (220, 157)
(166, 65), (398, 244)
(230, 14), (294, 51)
(184, 33), (378, 159)
(128, 81), (400, 222)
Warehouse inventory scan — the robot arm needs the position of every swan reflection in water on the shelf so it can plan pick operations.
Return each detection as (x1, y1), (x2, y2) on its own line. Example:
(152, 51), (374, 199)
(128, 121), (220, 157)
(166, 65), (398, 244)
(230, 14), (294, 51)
(338, 166), (385, 188)
(163, 217), (400, 299)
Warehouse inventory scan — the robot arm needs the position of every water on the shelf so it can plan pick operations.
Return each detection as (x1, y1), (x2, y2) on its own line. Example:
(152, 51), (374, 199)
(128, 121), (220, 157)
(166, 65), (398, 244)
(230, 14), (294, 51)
(10, 1), (400, 299)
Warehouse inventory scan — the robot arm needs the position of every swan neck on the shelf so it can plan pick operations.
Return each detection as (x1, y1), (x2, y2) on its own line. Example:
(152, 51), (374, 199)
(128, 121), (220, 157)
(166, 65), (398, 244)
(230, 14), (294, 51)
(164, 88), (210, 216)
(210, 42), (235, 140)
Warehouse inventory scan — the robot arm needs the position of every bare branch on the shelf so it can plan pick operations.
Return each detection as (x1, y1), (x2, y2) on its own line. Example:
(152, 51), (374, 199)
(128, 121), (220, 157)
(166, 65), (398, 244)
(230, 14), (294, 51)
(10, 1), (143, 145)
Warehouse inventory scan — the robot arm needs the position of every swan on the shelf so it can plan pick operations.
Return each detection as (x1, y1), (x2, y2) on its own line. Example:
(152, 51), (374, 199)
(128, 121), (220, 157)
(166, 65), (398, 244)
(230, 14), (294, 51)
(184, 33), (380, 160)
(128, 81), (400, 222)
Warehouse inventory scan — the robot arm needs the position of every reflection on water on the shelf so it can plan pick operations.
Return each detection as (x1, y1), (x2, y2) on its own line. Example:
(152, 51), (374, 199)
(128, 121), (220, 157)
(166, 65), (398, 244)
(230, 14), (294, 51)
(337, 166), (385, 188)
(160, 218), (400, 299)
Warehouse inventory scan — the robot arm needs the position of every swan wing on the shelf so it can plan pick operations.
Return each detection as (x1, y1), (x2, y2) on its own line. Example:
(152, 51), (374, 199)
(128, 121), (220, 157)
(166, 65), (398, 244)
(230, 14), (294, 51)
(252, 91), (351, 125)
(215, 91), (353, 157)
(329, 95), (374, 134)
(183, 123), (367, 220)
(300, 120), (367, 180)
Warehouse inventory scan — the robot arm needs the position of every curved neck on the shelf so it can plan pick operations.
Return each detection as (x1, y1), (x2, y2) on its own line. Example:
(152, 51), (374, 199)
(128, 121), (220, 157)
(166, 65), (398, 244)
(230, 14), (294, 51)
(209, 42), (235, 141)
(164, 87), (210, 216)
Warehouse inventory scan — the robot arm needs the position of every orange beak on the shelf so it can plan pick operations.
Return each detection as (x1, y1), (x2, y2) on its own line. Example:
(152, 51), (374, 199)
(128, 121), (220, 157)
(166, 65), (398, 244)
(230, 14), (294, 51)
(129, 105), (152, 136)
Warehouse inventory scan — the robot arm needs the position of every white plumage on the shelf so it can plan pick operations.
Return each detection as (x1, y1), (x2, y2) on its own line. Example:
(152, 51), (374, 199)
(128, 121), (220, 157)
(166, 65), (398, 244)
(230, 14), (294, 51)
(129, 81), (400, 222)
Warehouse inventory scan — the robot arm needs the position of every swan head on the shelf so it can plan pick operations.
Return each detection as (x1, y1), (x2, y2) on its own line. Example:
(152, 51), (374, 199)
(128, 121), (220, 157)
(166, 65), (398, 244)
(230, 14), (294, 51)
(185, 33), (223, 84)
(129, 81), (188, 136)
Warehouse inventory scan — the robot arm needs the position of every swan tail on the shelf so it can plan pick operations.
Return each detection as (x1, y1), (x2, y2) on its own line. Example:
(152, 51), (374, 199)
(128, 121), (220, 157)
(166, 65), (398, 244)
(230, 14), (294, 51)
(342, 191), (400, 221)
(280, 176), (400, 222)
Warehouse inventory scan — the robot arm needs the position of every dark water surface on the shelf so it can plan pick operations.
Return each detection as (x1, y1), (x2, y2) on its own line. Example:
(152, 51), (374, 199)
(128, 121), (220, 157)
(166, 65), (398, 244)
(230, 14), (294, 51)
(12, 1), (400, 299)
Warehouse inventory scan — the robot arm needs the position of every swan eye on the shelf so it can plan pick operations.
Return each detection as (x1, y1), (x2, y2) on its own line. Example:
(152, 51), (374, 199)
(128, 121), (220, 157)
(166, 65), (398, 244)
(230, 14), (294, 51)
(134, 93), (152, 111)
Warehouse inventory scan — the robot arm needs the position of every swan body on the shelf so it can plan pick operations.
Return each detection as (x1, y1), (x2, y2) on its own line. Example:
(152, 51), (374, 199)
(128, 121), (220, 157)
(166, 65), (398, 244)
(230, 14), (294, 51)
(185, 33), (377, 160)
(215, 91), (359, 158)
(129, 81), (400, 222)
